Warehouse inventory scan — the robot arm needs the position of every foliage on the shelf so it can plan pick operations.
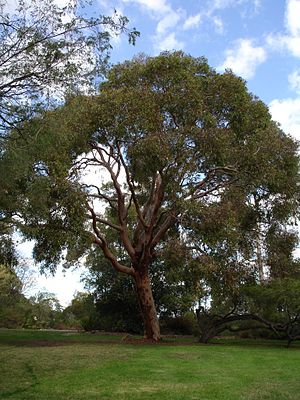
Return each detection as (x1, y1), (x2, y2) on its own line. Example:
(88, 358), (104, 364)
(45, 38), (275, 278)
(0, 0), (139, 138)
(0, 240), (62, 329)
(84, 239), (200, 333)
(183, 184), (300, 343)
(245, 277), (300, 346)
(160, 313), (198, 335)
(0, 263), (31, 327)
(1, 51), (299, 340)
(24, 291), (63, 329)
(63, 291), (101, 331)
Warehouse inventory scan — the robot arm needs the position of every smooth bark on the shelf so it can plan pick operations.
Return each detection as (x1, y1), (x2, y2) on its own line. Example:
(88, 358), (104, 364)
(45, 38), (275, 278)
(134, 269), (161, 341)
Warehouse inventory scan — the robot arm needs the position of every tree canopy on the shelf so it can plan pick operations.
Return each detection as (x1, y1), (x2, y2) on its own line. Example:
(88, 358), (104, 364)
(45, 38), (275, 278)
(2, 51), (299, 340)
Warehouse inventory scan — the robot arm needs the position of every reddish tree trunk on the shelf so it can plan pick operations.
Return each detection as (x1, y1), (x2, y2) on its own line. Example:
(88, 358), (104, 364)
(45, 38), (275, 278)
(134, 270), (161, 341)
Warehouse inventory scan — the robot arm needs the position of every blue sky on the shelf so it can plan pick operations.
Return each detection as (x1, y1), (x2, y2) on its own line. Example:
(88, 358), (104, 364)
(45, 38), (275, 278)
(98, 0), (300, 140)
(16, 0), (300, 305)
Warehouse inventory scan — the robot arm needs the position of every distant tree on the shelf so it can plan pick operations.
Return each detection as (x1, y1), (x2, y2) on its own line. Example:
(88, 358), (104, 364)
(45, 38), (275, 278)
(1, 52), (299, 340)
(14, 258), (37, 296)
(63, 291), (100, 331)
(0, 233), (18, 267)
(0, 263), (30, 327)
(0, 263), (22, 306)
(0, 236), (36, 327)
(0, 0), (139, 138)
(25, 291), (62, 329)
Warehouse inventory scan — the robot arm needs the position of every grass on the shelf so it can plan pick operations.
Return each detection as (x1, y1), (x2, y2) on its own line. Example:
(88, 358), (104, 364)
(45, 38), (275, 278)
(0, 330), (300, 399)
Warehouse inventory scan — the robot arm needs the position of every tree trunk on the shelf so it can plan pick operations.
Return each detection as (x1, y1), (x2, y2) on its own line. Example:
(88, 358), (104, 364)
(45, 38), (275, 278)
(199, 332), (213, 344)
(134, 270), (161, 341)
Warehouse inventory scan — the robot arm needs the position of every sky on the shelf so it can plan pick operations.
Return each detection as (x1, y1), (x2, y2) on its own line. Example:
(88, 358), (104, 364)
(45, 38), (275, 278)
(15, 0), (300, 306)
(103, 0), (300, 138)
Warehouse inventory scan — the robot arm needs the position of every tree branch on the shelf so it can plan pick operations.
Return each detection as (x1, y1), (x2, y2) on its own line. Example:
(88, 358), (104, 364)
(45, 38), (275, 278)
(88, 204), (134, 276)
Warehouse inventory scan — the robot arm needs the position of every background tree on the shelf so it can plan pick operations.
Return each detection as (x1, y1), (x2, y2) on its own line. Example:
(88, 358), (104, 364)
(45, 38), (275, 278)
(2, 52), (299, 341)
(187, 193), (300, 343)
(62, 291), (100, 331)
(24, 291), (63, 329)
(244, 277), (300, 347)
(0, 232), (18, 267)
(0, 263), (25, 327)
(0, 0), (139, 138)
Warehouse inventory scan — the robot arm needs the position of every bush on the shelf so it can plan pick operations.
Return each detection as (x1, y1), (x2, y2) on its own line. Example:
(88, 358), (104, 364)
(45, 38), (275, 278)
(160, 313), (198, 335)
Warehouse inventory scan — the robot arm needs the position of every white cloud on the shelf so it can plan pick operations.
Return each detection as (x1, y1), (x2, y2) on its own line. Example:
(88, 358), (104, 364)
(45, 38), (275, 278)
(218, 39), (267, 79)
(16, 238), (86, 307)
(122, 0), (184, 53)
(183, 13), (202, 30)
(285, 0), (300, 36)
(254, 0), (262, 12)
(156, 10), (181, 35)
(270, 35), (300, 58)
(289, 71), (300, 94)
(213, 16), (224, 34)
(52, 0), (69, 7)
(182, 1), (258, 33)
(121, 0), (170, 14)
(267, 0), (300, 58)
(269, 98), (300, 140)
(156, 32), (184, 52)
(267, 31), (300, 59)
(2, 0), (17, 13)
(209, 0), (259, 10)
(36, 265), (86, 307)
(97, 0), (110, 6)
(210, 0), (237, 9)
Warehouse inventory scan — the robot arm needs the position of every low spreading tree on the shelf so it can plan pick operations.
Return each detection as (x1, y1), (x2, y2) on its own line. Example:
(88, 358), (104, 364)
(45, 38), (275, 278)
(245, 277), (300, 346)
(2, 52), (299, 340)
(186, 192), (300, 343)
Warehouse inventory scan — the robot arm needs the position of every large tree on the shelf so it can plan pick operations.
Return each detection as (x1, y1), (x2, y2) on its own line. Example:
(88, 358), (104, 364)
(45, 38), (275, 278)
(2, 52), (299, 340)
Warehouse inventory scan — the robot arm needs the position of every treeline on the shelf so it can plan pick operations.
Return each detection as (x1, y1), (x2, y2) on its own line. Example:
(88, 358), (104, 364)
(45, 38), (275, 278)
(2, 230), (299, 348)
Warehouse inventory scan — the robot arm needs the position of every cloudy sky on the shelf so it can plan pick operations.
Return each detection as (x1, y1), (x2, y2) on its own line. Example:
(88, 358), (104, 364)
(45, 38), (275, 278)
(16, 0), (300, 305)
(103, 0), (300, 139)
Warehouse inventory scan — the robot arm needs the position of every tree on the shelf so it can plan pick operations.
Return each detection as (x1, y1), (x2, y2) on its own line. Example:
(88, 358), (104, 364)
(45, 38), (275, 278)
(0, 263), (32, 327)
(244, 277), (300, 347)
(184, 184), (300, 343)
(0, 263), (22, 307)
(63, 291), (100, 331)
(84, 255), (143, 333)
(25, 291), (63, 329)
(0, 233), (18, 267)
(2, 52), (299, 340)
(0, 238), (38, 327)
(84, 241), (198, 333)
(0, 0), (139, 138)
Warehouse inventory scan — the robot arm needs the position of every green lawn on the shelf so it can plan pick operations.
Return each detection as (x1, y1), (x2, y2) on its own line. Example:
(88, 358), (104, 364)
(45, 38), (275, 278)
(1, 330), (300, 400)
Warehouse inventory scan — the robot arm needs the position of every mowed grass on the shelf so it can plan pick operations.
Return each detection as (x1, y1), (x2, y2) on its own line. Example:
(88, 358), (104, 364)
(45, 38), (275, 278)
(1, 330), (300, 400)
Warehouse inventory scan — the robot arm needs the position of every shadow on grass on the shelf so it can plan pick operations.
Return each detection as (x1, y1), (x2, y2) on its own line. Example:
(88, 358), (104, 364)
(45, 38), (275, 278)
(0, 364), (39, 399)
(0, 329), (299, 349)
